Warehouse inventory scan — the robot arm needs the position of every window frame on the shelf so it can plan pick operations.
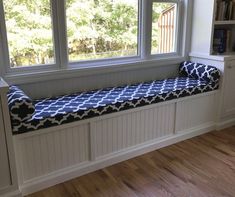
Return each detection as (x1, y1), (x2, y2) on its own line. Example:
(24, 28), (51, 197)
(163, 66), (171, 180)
(149, 0), (182, 58)
(66, 0), (142, 65)
(0, 0), (61, 73)
(0, 0), (189, 81)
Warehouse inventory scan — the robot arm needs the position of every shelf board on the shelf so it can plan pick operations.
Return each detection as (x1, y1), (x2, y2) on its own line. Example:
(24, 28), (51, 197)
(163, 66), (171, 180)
(189, 52), (235, 61)
(212, 52), (235, 56)
(214, 20), (235, 25)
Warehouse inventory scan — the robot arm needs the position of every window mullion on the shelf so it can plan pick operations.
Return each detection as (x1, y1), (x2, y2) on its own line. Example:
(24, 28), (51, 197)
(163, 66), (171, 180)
(0, 0), (11, 75)
(141, 0), (152, 60)
(53, 0), (68, 69)
(180, 0), (191, 57)
(174, 1), (182, 55)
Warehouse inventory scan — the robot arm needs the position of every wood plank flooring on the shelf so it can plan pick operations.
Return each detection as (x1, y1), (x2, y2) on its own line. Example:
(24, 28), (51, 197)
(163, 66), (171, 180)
(28, 126), (235, 197)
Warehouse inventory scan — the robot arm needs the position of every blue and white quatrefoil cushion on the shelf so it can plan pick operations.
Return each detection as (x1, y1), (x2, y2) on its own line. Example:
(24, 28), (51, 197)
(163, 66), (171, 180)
(7, 85), (35, 122)
(179, 61), (220, 83)
(10, 76), (219, 134)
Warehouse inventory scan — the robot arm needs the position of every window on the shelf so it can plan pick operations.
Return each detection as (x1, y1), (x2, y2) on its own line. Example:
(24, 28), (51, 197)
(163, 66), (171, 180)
(151, 2), (177, 55)
(0, 0), (186, 75)
(3, 0), (55, 67)
(66, 0), (139, 62)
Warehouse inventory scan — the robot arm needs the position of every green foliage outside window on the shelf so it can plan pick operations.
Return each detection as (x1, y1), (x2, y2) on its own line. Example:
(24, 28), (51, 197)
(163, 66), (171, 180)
(3, 0), (175, 67)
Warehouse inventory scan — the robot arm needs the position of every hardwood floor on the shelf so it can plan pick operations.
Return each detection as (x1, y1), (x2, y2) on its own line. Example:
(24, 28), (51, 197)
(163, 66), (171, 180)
(28, 126), (235, 197)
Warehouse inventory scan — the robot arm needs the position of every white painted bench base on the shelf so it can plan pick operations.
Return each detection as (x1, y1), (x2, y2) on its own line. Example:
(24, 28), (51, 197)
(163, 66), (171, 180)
(14, 91), (218, 195)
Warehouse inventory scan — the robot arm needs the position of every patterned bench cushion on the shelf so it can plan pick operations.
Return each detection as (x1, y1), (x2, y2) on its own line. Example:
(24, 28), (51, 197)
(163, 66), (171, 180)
(180, 61), (221, 83)
(7, 86), (35, 123)
(11, 77), (219, 134)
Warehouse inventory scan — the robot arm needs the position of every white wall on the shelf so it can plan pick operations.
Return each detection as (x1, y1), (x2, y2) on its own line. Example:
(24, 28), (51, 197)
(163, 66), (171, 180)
(190, 0), (214, 55)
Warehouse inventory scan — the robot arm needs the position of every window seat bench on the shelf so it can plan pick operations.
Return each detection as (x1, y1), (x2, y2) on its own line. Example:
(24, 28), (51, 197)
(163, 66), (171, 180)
(8, 61), (220, 135)
(2, 61), (221, 195)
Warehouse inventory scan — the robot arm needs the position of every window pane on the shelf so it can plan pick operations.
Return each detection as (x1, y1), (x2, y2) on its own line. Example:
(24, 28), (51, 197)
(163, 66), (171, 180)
(151, 2), (177, 54)
(3, 0), (55, 67)
(66, 0), (138, 62)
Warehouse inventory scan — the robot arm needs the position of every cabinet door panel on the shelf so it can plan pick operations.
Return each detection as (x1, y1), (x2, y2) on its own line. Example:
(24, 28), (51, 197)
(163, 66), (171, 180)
(0, 100), (11, 190)
(223, 62), (235, 117)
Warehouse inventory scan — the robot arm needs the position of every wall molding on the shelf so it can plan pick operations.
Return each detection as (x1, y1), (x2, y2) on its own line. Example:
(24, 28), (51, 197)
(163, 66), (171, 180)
(0, 189), (21, 197)
(216, 117), (235, 131)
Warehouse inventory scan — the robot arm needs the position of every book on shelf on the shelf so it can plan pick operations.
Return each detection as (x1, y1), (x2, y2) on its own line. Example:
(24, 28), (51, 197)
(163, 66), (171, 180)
(213, 29), (230, 54)
(233, 1), (235, 19)
(216, 0), (235, 21)
(226, 29), (231, 52)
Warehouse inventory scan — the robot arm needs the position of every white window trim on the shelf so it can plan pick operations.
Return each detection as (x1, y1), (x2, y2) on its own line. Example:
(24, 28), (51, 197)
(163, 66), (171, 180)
(0, 0), (10, 76)
(149, 0), (182, 57)
(4, 55), (186, 85)
(0, 0), (192, 84)
(66, 0), (142, 67)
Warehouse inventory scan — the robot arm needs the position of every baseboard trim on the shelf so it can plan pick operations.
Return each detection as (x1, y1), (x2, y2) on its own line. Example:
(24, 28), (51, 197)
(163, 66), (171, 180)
(0, 190), (22, 197)
(20, 123), (215, 196)
(216, 118), (235, 131)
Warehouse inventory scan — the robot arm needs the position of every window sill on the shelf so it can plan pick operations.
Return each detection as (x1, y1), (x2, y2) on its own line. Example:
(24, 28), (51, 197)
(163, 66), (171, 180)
(3, 55), (185, 85)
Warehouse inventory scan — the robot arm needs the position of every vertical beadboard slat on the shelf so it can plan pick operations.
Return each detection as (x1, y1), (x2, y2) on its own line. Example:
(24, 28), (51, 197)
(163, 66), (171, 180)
(117, 116), (122, 151)
(46, 133), (55, 171)
(89, 122), (96, 161)
(54, 132), (62, 170)
(32, 136), (42, 177)
(144, 109), (149, 142)
(25, 139), (34, 180)
(136, 112), (141, 145)
(72, 127), (79, 163)
(109, 120), (113, 153)
(94, 103), (175, 159)
(67, 129), (74, 165)
(127, 113), (132, 147)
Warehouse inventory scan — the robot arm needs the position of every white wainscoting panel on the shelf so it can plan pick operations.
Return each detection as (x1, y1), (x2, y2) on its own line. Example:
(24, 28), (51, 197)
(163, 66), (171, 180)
(175, 92), (217, 133)
(93, 103), (175, 159)
(15, 123), (89, 183)
(19, 64), (178, 99)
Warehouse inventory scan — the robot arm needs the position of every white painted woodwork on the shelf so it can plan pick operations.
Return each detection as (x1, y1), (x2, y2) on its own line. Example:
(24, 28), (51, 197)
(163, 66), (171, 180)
(190, 0), (235, 56)
(94, 104), (175, 159)
(14, 124), (89, 182)
(190, 0), (215, 55)
(0, 78), (21, 197)
(0, 98), (12, 191)
(189, 54), (235, 126)
(222, 60), (235, 117)
(19, 64), (179, 99)
(175, 92), (217, 133)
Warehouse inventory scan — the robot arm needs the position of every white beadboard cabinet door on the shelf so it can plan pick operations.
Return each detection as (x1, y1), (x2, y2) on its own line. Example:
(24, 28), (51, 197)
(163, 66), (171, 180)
(0, 98), (12, 191)
(14, 123), (90, 182)
(93, 103), (175, 159)
(175, 93), (217, 133)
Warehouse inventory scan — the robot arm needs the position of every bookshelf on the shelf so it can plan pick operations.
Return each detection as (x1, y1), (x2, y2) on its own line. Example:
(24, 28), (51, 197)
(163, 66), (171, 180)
(212, 0), (235, 55)
(215, 0), (235, 21)
(190, 0), (235, 57)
